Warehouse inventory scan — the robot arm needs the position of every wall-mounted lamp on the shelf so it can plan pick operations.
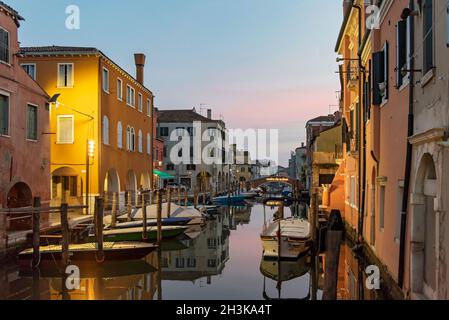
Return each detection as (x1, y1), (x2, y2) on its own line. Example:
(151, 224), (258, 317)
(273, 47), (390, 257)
(401, 8), (419, 20)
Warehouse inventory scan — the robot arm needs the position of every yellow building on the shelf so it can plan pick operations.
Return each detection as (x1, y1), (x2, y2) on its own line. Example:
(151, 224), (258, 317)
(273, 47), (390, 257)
(19, 47), (155, 212)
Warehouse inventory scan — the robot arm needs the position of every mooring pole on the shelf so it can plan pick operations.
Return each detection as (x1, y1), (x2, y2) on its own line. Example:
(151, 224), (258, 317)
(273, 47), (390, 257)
(157, 190), (163, 246)
(178, 187), (181, 205)
(126, 191), (132, 222)
(32, 197), (41, 269)
(167, 188), (172, 219)
(142, 193), (148, 240)
(60, 203), (70, 267)
(111, 192), (117, 229)
(184, 188), (188, 208)
(95, 197), (104, 262)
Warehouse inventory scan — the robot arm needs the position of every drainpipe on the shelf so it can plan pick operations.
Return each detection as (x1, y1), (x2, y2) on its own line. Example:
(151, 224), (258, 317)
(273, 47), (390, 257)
(398, 0), (415, 290)
(352, 3), (365, 243)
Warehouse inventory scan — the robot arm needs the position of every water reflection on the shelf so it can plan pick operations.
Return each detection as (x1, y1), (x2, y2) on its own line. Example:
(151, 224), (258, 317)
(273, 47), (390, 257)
(0, 203), (388, 300)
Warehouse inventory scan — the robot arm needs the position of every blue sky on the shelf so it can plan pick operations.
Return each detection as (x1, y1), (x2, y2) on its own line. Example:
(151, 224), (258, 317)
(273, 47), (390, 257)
(8, 0), (343, 166)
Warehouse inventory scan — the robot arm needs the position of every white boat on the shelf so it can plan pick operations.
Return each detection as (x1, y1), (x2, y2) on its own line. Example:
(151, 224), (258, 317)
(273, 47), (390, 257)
(261, 217), (311, 259)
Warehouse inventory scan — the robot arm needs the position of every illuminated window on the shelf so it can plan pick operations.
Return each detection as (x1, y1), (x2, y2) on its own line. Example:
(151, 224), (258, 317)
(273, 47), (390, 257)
(57, 63), (74, 87)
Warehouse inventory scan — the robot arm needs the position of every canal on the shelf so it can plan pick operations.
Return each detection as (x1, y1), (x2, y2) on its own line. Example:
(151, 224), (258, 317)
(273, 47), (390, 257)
(0, 203), (388, 300)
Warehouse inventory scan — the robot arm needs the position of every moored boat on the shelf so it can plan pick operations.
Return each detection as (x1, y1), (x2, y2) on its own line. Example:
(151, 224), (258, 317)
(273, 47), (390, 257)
(110, 217), (192, 229)
(93, 225), (187, 242)
(212, 195), (246, 205)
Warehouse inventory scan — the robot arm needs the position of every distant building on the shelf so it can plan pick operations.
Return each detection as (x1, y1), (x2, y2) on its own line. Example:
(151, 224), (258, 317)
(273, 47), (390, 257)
(295, 144), (307, 185)
(157, 108), (228, 192)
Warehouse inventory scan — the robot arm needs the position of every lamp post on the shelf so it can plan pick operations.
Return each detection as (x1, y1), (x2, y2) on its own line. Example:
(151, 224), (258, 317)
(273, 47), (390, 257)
(86, 139), (95, 214)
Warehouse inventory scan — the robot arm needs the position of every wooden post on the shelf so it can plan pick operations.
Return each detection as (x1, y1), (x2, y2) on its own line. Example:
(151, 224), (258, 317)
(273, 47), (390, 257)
(95, 197), (104, 262)
(142, 193), (148, 240)
(178, 188), (181, 205)
(323, 210), (344, 300)
(202, 189), (206, 207)
(184, 189), (188, 208)
(111, 192), (117, 229)
(127, 191), (132, 222)
(167, 188), (172, 218)
(32, 197), (41, 269)
(60, 203), (70, 267)
(157, 190), (162, 245)
(194, 189), (198, 209)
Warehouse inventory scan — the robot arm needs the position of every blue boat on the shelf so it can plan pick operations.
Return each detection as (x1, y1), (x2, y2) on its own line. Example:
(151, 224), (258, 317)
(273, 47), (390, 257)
(212, 195), (246, 205)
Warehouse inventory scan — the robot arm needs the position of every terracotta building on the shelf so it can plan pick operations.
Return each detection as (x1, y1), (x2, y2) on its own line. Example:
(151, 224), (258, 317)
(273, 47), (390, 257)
(19, 47), (155, 212)
(0, 3), (50, 223)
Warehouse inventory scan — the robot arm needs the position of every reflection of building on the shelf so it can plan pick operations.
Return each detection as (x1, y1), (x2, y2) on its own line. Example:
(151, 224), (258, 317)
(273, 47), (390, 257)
(19, 48), (155, 211)
(0, 3), (50, 217)
(161, 211), (230, 283)
(157, 108), (227, 192)
(232, 206), (251, 226)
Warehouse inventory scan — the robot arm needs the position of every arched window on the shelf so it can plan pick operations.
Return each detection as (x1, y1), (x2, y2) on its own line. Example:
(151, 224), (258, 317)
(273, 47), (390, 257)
(126, 126), (131, 151)
(117, 121), (123, 149)
(147, 133), (151, 155)
(131, 127), (135, 151)
(102, 116), (109, 145)
(138, 130), (143, 153)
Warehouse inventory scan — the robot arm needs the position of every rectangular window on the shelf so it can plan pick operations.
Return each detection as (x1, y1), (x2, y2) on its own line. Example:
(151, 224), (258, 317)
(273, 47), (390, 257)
(102, 68), (109, 93)
(117, 78), (123, 100)
(126, 85), (135, 107)
(0, 93), (9, 136)
(396, 20), (408, 88)
(186, 164), (196, 171)
(380, 185), (386, 230)
(187, 258), (196, 268)
(57, 63), (74, 87)
(372, 43), (388, 104)
(423, 0), (434, 74)
(176, 127), (185, 137)
(138, 93), (143, 112)
(160, 127), (169, 137)
(21, 64), (36, 80)
(175, 258), (185, 269)
(27, 104), (38, 141)
(147, 99), (151, 116)
(0, 27), (9, 64)
(57, 115), (74, 144)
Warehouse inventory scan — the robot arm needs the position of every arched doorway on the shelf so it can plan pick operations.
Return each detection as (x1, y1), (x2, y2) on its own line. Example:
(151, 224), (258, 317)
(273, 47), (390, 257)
(7, 182), (32, 208)
(104, 168), (121, 209)
(51, 166), (82, 205)
(140, 172), (151, 191)
(411, 153), (437, 299)
(197, 171), (211, 192)
(126, 170), (137, 205)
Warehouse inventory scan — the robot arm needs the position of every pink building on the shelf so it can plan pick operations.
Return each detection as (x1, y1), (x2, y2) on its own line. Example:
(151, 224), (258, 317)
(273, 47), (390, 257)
(0, 2), (50, 242)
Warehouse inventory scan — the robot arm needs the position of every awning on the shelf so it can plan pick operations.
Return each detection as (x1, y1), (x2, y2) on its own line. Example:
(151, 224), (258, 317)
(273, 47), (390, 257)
(153, 169), (175, 180)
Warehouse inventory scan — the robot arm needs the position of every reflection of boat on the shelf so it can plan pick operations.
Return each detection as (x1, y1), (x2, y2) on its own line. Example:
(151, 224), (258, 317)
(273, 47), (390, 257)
(18, 242), (156, 267)
(261, 255), (311, 300)
(92, 226), (187, 242)
(261, 218), (311, 259)
(212, 195), (246, 205)
(19, 259), (156, 278)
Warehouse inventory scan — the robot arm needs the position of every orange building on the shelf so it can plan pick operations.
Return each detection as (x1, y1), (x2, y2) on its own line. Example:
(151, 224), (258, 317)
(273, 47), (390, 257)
(19, 47), (155, 212)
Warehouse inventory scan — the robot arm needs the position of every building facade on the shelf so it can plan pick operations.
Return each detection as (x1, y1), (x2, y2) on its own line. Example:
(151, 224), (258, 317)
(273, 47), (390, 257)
(0, 3), (50, 211)
(19, 47), (155, 211)
(157, 108), (227, 193)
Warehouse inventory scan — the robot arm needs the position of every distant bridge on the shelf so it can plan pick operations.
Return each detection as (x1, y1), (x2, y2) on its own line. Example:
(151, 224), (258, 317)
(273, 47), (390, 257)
(250, 175), (302, 190)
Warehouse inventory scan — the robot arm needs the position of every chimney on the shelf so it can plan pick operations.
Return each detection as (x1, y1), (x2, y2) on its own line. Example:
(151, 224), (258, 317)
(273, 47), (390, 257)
(207, 109), (212, 119)
(134, 53), (146, 84)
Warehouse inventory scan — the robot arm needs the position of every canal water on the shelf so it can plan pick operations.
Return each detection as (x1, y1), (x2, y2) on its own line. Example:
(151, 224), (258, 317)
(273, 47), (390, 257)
(0, 203), (387, 300)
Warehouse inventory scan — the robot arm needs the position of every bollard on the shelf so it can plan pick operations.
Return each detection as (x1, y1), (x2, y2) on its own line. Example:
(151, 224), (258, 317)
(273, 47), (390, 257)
(60, 203), (70, 267)
(157, 190), (162, 245)
(95, 197), (104, 262)
(142, 193), (148, 240)
(111, 192), (117, 229)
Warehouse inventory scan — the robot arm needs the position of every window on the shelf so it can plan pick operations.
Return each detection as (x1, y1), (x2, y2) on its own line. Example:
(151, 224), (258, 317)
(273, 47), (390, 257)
(380, 185), (386, 230)
(160, 127), (169, 137)
(57, 63), (74, 87)
(130, 127), (135, 151)
(26, 104), (38, 141)
(117, 78), (123, 100)
(163, 146), (167, 157)
(126, 126), (131, 150)
(21, 64), (36, 80)
(187, 258), (196, 268)
(102, 68), (109, 93)
(138, 93), (143, 112)
(207, 127), (216, 137)
(102, 116), (109, 145)
(423, 0), (434, 74)
(0, 27), (9, 64)
(57, 115), (74, 144)
(176, 127), (185, 137)
(166, 164), (175, 171)
(372, 42), (389, 104)
(117, 121), (123, 149)
(396, 20), (408, 88)
(147, 133), (151, 155)
(187, 127), (194, 137)
(0, 93), (9, 136)
(187, 164), (196, 171)
(126, 85), (135, 107)
(147, 99), (151, 117)
(138, 130), (143, 153)
(176, 258), (185, 269)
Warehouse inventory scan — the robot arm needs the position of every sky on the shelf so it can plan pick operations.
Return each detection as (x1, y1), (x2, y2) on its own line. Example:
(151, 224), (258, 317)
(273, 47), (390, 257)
(8, 0), (343, 166)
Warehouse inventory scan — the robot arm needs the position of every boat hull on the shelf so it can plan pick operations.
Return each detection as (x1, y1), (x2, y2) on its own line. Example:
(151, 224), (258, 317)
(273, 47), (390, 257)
(261, 236), (310, 260)
(98, 226), (187, 242)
